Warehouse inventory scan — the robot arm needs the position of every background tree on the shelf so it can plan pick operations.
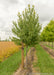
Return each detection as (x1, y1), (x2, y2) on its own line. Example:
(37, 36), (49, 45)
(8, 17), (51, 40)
(4, 38), (10, 41)
(41, 19), (54, 48)
(0, 37), (1, 41)
(12, 4), (41, 68)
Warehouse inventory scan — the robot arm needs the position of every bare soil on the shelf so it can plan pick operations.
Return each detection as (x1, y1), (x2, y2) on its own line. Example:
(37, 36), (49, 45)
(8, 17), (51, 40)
(40, 44), (54, 59)
(13, 47), (40, 75)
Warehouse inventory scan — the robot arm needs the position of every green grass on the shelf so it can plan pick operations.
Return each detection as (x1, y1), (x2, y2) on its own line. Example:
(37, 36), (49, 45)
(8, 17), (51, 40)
(34, 44), (54, 74)
(0, 46), (30, 75)
(43, 42), (54, 50)
(45, 44), (54, 50)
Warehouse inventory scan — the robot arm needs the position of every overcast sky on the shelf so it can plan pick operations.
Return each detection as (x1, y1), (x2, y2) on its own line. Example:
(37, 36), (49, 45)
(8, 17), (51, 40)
(0, 0), (54, 40)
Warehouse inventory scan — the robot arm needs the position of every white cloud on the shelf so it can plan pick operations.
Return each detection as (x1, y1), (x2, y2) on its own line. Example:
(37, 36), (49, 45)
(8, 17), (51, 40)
(0, 0), (54, 40)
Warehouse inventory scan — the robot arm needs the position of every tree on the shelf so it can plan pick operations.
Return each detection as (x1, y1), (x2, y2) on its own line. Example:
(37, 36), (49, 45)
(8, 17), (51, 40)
(41, 19), (54, 48)
(0, 37), (1, 41)
(12, 4), (41, 68)
(4, 38), (10, 41)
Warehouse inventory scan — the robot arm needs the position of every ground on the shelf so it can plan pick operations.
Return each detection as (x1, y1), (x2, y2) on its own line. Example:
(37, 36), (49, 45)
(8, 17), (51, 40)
(13, 47), (40, 75)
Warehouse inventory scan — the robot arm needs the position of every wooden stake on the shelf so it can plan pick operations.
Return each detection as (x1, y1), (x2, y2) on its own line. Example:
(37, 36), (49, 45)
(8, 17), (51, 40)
(21, 42), (24, 69)
(26, 46), (28, 68)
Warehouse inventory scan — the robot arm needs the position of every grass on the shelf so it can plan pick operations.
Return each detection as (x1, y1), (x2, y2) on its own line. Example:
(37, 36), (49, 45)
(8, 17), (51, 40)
(0, 46), (30, 75)
(0, 42), (21, 62)
(43, 42), (54, 50)
(34, 44), (54, 74)
(45, 44), (54, 50)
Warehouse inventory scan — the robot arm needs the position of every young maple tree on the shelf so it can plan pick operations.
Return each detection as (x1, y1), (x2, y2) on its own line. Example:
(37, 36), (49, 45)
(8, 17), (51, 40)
(12, 4), (41, 46)
(12, 4), (41, 68)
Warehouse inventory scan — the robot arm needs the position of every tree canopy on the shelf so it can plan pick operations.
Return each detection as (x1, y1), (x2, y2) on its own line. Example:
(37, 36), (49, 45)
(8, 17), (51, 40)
(41, 19), (54, 42)
(12, 4), (41, 46)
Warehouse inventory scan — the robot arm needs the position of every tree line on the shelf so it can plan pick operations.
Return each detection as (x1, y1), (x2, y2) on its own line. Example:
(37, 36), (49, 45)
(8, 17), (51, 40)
(41, 19), (54, 48)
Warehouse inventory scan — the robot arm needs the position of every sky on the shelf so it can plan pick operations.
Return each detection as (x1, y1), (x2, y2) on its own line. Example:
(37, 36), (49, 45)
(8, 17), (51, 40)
(0, 0), (54, 40)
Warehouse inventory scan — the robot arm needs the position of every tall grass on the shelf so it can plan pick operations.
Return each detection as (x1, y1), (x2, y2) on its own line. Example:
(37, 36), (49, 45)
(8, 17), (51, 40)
(0, 46), (30, 75)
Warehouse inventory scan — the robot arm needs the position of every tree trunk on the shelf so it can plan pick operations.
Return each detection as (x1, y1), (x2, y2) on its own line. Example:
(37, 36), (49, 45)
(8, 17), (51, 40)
(47, 42), (48, 45)
(49, 42), (50, 46)
(21, 42), (24, 69)
(26, 46), (28, 68)
(48, 42), (50, 46)
(52, 42), (53, 49)
(48, 42), (49, 46)
(47, 43), (48, 44)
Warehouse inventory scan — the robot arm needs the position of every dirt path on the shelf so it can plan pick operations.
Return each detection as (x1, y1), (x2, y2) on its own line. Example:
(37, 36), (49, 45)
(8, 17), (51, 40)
(13, 47), (40, 75)
(40, 44), (54, 59)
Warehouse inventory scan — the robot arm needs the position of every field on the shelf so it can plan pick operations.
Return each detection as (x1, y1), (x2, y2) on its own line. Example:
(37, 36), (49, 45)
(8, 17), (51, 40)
(34, 44), (54, 74)
(0, 42), (21, 62)
(42, 42), (54, 49)
(0, 41), (54, 75)
(0, 42), (54, 75)
(0, 46), (29, 75)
